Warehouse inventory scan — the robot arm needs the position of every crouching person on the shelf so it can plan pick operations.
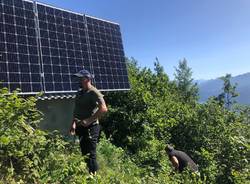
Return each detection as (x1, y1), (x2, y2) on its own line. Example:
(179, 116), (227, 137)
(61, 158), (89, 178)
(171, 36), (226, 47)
(165, 145), (199, 173)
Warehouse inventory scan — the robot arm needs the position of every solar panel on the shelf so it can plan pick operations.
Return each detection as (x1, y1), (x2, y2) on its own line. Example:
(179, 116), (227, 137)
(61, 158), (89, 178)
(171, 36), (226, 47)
(0, 0), (42, 93)
(0, 0), (130, 94)
(86, 16), (130, 90)
(36, 3), (92, 93)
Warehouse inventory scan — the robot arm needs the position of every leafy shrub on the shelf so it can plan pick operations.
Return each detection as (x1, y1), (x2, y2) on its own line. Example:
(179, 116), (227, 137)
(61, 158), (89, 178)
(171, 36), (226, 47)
(102, 58), (250, 183)
(0, 88), (88, 183)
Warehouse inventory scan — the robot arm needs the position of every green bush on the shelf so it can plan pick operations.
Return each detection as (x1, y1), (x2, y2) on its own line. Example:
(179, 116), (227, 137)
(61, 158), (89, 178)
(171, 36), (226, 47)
(0, 88), (88, 183)
(102, 58), (250, 183)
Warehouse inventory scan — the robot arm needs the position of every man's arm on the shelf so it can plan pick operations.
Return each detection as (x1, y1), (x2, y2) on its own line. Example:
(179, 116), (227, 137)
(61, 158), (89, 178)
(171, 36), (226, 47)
(82, 98), (108, 127)
(170, 156), (179, 171)
(69, 119), (76, 135)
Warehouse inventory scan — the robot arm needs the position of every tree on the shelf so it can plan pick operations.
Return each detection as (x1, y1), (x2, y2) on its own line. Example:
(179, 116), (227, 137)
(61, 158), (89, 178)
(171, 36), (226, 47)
(174, 58), (199, 103)
(217, 74), (239, 110)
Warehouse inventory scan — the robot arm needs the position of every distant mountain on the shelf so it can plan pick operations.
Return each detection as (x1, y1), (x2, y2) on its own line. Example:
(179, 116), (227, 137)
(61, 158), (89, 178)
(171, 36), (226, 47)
(198, 73), (250, 105)
(194, 79), (207, 85)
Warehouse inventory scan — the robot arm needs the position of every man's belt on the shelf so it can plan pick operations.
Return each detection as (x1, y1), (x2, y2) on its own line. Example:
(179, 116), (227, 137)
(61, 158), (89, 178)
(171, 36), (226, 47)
(74, 118), (99, 126)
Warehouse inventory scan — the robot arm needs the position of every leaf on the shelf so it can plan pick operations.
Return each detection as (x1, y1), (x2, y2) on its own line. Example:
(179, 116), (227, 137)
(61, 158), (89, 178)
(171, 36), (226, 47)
(0, 136), (10, 145)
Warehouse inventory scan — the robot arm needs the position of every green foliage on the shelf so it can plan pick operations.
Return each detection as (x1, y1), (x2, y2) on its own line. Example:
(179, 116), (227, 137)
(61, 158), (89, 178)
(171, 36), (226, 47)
(0, 88), (44, 182)
(94, 135), (142, 184)
(0, 87), (198, 184)
(233, 104), (250, 124)
(102, 58), (249, 183)
(0, 87), (141, 183)
(217, 74), (239, 109)
(0, 88), (88, 183)
(174, 58), (199, 103)
(103, 58), (177, 168)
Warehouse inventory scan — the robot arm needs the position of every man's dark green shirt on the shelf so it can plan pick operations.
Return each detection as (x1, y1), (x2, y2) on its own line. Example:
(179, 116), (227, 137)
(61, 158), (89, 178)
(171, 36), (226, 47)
(73, 86), (104, 120)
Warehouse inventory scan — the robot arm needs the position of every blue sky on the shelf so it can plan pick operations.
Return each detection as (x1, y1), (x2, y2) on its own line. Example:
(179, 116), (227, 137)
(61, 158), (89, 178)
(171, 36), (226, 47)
(37, 0), (250, 80)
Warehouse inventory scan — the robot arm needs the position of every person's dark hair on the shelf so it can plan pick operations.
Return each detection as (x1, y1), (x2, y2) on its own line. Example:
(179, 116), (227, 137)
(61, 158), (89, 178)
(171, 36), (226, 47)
(165, 144), (174, 153)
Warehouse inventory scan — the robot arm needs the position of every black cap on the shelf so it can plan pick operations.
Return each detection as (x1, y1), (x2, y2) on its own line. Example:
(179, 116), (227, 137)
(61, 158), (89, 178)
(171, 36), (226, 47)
(73, 69), (94, 79)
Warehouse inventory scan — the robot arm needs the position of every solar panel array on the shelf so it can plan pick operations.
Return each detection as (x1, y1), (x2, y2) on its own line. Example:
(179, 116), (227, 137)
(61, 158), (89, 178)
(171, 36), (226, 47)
(0, 0), (129, 94)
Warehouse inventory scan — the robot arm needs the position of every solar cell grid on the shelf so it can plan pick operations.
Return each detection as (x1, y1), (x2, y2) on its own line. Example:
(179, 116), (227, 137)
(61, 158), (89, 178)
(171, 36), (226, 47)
(36, 3), (93, 92)
(86, 16), (129, 90)
(0, 0), (42, 93)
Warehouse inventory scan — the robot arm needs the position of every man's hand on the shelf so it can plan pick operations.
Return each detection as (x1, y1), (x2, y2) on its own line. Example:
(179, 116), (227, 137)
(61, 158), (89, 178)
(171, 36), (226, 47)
(69, 120), (76, 135)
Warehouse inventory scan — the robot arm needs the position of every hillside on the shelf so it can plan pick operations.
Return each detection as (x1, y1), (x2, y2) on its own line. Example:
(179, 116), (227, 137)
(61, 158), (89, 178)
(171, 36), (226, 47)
(198, 72), (250, 104)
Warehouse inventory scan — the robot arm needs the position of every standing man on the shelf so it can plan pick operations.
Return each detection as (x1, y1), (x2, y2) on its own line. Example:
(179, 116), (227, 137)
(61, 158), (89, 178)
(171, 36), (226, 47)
(69, 69), (108, 175)
(165, 145), (199, 173)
